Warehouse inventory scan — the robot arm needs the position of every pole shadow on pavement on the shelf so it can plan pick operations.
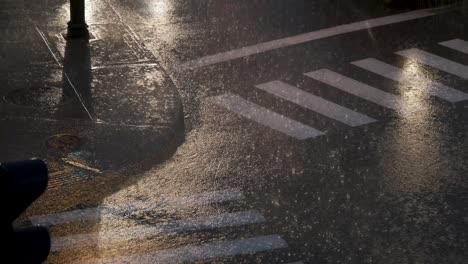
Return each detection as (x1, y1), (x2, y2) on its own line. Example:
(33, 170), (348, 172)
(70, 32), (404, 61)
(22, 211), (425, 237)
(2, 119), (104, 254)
(57, 36), (93, 120)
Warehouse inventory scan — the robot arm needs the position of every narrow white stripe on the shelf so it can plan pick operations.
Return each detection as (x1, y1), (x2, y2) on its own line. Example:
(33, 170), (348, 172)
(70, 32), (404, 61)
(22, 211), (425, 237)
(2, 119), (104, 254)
(180, 8), (441, 69)
(351, 58), (468, 102)
(52, 210), (266, 251)
(211, 94), (324, 140)
(439, 39), (468, 54)
(305, 69), (420, 114)
(256, 81), (377, 127)
(29, 208), (101, 227)
(76, 235), (288, 264)
(396, 48), (468, 79)
(30, 188), (245, 226)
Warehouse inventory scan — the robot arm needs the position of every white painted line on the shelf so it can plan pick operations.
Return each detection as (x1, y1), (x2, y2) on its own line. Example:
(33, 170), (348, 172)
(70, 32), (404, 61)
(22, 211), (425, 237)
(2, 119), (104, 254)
(181, 8), (442, 69)
(76, 235), (288, 264)
(439, 39), (468, 54)
(256, 81), (377, 127)
(211, 94), (325, 140)
(351, 58), (468, 102)
(396, 48), (468, 79)
(30, 188), (245, 226)
(29, 207), (100, 227)
(305, 69), (420, 114)
(52, 210), (266, 251)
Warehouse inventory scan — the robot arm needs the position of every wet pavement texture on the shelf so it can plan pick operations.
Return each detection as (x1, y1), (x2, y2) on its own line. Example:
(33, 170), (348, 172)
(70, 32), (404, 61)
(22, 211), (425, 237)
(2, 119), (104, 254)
(1, 0), (468, 263)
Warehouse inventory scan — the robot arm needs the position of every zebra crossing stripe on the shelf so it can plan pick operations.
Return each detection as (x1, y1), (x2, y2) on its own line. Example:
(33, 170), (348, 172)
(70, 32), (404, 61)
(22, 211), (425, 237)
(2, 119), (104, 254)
(256, 81), (377, 127)
(30, 188), (245, 226)
(51, 210), (266, 251)
(211, 94), (325, 140)
(439, 39), (468, 54)
(351, 58), (468, 102)
(396, 48), (468, 79)
(305, 69), (419, 114)
(75, 235), (288, 264)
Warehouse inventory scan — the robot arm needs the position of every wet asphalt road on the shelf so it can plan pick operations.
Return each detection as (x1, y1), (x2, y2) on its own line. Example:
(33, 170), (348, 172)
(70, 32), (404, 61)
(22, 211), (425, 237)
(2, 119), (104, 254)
(4, 0), (468, 263)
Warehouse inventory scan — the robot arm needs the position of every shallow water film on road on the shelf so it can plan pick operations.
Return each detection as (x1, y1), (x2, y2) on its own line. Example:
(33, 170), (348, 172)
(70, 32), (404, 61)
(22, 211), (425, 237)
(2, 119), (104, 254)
(1, 0), (467, 263)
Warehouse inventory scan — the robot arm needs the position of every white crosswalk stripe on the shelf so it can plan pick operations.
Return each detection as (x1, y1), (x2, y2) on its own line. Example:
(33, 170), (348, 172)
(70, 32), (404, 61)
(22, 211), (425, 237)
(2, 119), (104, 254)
(29, 189), (291, 263)
(256, 81), (377, 127)
(51, 210), (266, 251)
(210, 40), (468, 139)
(211, 94), (325, 140)
(439, 39), (468, 54)
(304, 69), (420, 114)
(351, 58), (468, 102)
(396, 48), (468, 79)
(76, 235), (288, 264)
(30, 188), (245, 226)
(205, 37), (468, 139)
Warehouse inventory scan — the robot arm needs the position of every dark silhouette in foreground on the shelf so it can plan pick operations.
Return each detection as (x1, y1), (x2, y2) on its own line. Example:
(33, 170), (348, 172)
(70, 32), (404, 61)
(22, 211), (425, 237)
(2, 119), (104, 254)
(0, 159), (50, 263)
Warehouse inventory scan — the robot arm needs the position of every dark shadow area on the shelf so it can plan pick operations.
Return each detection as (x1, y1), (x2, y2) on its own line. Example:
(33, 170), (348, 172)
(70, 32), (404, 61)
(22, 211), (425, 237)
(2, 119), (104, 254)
(57, 36), (93, 120)
(384, 0), (463, 9)
(0, 159), (50, 264)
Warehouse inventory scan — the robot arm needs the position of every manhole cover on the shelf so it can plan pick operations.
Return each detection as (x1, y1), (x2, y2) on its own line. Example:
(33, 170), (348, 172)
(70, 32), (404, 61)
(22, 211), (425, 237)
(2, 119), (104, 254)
(47, 134), (82, 150)
(5, 85), (68, 111)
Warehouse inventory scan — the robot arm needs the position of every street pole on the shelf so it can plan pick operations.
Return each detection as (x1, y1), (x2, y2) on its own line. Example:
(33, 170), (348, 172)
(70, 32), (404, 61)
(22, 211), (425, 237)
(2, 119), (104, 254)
(67, 0), (89, 38)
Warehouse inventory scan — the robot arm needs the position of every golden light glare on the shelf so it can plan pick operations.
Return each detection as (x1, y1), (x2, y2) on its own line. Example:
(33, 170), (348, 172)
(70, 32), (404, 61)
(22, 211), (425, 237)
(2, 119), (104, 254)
(149, 0), (170, 17)
(397, 59), (430, 113)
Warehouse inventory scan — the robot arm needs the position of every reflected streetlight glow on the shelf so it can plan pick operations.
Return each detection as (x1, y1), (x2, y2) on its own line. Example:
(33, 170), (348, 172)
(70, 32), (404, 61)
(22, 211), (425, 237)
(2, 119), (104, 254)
(396, 59), (431, 115)
(378, 59), (443, 194)
(149, 0), (170, 17)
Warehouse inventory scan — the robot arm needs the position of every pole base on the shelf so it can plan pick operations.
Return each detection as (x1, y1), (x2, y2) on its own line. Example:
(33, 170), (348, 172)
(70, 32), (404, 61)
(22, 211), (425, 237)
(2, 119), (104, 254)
(67, 21), (89, 39)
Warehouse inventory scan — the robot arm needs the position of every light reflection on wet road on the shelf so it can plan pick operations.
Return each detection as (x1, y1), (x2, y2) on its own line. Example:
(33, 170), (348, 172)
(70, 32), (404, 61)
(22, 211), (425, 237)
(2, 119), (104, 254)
(1, 0), (467, 263)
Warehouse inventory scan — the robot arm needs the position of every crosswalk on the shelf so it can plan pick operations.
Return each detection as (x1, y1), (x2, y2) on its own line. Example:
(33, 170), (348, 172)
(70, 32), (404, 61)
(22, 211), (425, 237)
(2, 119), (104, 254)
(351, 58), (468, 103)
(210, 38), (468, 140)
(211, 94), (324, 140)
(29, 188), (303, 263)
(439, 39), (468, 54)
(256, 81), (377, 127)
(304, 69), (420, 114)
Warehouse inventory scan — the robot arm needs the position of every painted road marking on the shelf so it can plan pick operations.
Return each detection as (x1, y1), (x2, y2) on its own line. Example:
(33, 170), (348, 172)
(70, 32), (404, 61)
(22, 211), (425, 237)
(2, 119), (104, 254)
(396, 48), (468, 79)
(30, 188), (245, 226)
(181, 8), (444, 69)
(286, 262), (305, 264)
(305, 69), (419, 114)
(256, 81), (377, 127)
(76, 235), (288, 264)
(52, 210), (266, 251)
(351, 58), (468, 102)
(211, 94), (325, 140)
(439, 39), (468, 54)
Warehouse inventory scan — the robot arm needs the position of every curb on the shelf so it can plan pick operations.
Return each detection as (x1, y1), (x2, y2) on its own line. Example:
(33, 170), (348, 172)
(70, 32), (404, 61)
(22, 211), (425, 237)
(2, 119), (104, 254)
(0, 20), (185, 211)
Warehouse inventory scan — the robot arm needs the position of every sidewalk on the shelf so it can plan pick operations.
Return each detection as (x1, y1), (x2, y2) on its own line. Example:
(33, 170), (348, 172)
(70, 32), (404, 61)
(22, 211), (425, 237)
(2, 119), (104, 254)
(0, 1), (184, 213)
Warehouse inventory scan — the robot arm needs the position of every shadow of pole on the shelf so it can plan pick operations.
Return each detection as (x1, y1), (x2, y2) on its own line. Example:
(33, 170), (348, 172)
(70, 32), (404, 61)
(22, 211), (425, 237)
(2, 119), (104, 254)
(57, 36), (93, 120)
